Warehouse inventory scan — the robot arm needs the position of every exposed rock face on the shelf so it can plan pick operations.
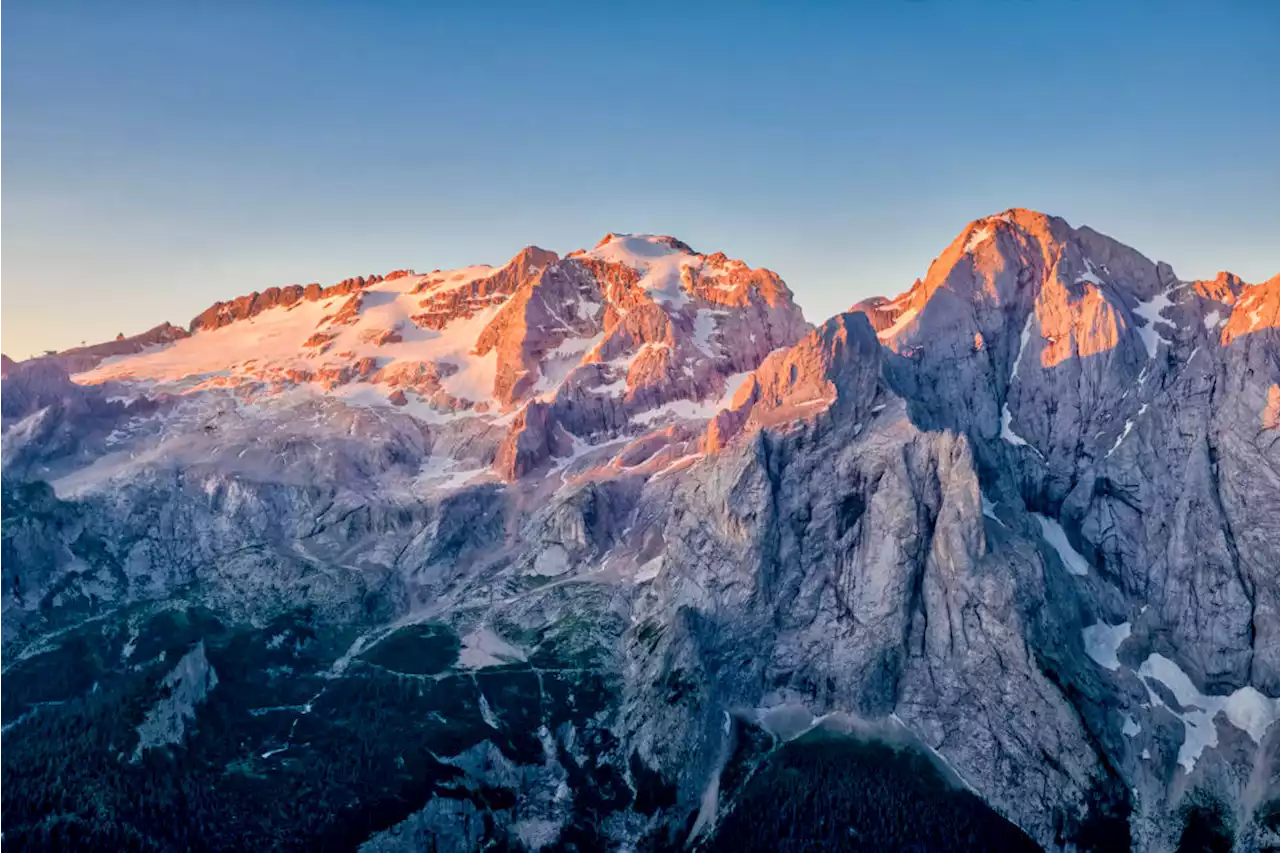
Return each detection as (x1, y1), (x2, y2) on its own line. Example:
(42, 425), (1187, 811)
(25, 236), (807, 483)
(19, 322), (190, 375)
(704, 312), (882, 451)
(0, 357), (162, 478)
(2, 213), (1277, 850)
(190, 275), (385, 332)
(132, 641), (219, 760)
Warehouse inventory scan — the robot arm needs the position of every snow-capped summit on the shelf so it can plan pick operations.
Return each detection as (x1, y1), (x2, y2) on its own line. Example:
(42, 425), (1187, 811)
(7, 234), (809, 482)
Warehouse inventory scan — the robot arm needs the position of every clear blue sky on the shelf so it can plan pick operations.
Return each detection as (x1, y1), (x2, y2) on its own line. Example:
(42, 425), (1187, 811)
(4, 0), (1278, 358)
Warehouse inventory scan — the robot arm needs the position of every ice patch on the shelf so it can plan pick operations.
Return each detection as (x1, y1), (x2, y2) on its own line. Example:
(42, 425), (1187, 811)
(1034, 513), (1090, 576)
(1138, 653), (1280, 773)
(634, 398), (723, 424)
(964, 226), (993, 254)
(1133, 288), (1175, 358)
(1000, 404), (1031, 447)
(1082, 621), (1130, 670)
(584, 234), (694, 309)
(1204, 309), (1222, 331)
(1107, 419), (1135, 457)
(719, 371), (754, 407)
(877, 306), (919, 341)
(413, 456), (483, 492)
(1077, 257), (1105, 286)
(1122, 714), (1142, 737)
(1223, 687), (1279, 742)
(981, 497), (1006, 527)
(1010, 312), (1034, 380)
(999, 313), (1039, 449)
(418, 265), (498, 294)
(78, 274), (507, 408)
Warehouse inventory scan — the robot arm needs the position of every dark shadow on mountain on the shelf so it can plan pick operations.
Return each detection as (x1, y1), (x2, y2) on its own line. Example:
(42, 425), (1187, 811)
(704, 721), (1041, 853)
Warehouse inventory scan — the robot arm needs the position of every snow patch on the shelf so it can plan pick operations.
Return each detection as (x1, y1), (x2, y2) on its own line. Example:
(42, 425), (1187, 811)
(1138, 653), (1280, 774)
(1082, 621), (1130, 670)
(964, 226), (993, 254)
(591, 377), (628, 396)
(877, 306), (919, 341)
(78, 272), (509, 411)
(635, 398), (723, 425)
(1107, 419), (1135, 457)
(1077, 257), (1105, 286)
(719, 371), (754, 407)
(584, 234), (695, 309)
(418, 265), (498, 294)
(1000, 404), (1031, 447)
(981, 497), (1006, 527)
(999, 313), (1038, 449)
(1133, 288), (1175, 359)
(1009, 312), (1034, 381)
(1034, 513), (1090, 576)
(413, 455), (483, 492)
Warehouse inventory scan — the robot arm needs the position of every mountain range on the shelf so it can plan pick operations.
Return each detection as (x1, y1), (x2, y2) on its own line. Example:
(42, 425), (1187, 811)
(3, 209), (1278, 851)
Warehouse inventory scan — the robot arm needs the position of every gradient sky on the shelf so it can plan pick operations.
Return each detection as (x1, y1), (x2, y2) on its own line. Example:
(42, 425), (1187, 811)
(4, 1), (1278, 359)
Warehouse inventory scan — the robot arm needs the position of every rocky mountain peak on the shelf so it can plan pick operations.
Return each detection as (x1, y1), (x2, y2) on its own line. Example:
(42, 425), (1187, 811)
(1192, 270), (1248, 304)
(704, 311), (883, 452)
(1221, 272), (1280, 345)
(847, 208), (1277, 501)
(588, 232), (697, 255)
(7, 233), (809, 484)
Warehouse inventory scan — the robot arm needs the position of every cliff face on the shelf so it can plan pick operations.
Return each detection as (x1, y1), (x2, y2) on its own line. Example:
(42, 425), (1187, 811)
(2, 212), (1278, 850)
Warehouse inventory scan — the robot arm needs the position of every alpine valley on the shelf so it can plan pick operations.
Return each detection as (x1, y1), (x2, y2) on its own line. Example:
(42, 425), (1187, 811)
(3, 210), (1279, 852)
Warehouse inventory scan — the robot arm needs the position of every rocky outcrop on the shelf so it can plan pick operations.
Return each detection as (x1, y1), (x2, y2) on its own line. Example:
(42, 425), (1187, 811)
(6, 322), (190, 377)
(190, 274), (385, 332)
(31, 236), (807, 484)
(410, 247), (557, 331)
(473, 253), (602, 406)
(132, 641), (219, 760)
(704, 312), (883, 451)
